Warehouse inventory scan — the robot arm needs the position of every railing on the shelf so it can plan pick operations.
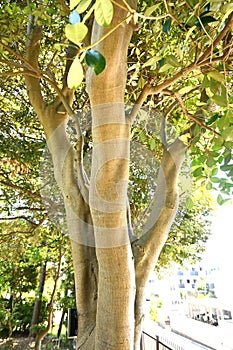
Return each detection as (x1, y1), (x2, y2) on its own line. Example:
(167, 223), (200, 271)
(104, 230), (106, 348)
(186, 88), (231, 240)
(142, 331), (174, 350)
(141, 327), (213, 350)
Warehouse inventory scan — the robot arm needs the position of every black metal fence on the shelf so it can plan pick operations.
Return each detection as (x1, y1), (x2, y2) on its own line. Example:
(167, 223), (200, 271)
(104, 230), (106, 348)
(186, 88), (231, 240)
(142, 331), (174, 350)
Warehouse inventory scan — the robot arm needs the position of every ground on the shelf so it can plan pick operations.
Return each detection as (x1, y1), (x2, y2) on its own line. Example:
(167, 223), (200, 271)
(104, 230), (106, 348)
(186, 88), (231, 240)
(0, 337), (73, 350)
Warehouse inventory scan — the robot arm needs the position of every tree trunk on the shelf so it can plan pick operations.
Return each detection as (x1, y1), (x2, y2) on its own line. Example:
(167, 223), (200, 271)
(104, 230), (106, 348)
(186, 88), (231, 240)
(34, 242), (62, 350)
(29, 262), (47, 338)
(57, 310), (66, 340)
(24, 2), (186, 349)
(86, 2), (137, 348)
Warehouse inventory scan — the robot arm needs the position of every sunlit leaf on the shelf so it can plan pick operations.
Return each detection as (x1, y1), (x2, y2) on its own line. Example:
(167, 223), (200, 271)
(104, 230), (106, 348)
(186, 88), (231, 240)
(144, 4), (161, 16)
(149, 138), (156, 151)
(70, 0), (81, 10)
(186, 196), (194, 210)
(207, 71), (225, 84)
(178, 86), (194, 95)
(139, 130), (146, 143)
(142, 56), (162, 68)
(159, 63), (173, 72)
(94, 0), (113, 27)
(222, 126), (233, 142)
(67, 56), (84, 89)
(166, 55), (181, 67)
(211, 94), (227, 108)
(65, 23), (88, 45)
(76, 0), (92, 13)
(184, 25), (196, 42)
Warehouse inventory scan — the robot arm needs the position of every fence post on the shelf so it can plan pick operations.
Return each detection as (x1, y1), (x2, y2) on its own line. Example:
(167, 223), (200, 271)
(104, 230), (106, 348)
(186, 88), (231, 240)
(140, 332), (145, 350)
(156, 335), (159, 350)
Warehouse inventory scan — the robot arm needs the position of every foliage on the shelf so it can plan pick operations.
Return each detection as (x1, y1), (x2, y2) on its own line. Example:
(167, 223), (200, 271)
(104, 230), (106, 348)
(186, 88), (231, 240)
(0, 0), (233, 345)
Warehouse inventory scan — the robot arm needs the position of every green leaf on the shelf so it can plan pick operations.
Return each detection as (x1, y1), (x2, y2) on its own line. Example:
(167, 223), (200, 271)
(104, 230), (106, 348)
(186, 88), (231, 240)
(178, 86), (194, 95)
(206, 114), (219, 126)
(206, 155), (215, 168)
(207, 71), (225, 84)
(186, 0), (199, 8)
(211, 93), (227, 107)
(158, 58), (166, 68)
(211, 168), (218, 176)
(217, 194), (224, 205)
(222, 126), (233, 142)
(202, 75), (210, 89)
(193, 124), (200, 137)
(144, 4), (161, 16)
(191, 158), (202, 167)
(166, 55), (181, 67)
(210, 177), (221, 183)
(85, 49), (106, 75)
(224, 152), (232, 165)
(193, 167), (203, 177)
(76, 0), (92, 13)
(139, 130), (146, 143)
(159, 63), (173, 72)
(186, 196), (194, 210)
(220, 164), (233, 171)
(94, 0), (113, 27)
(65, 23), (88, 45)
(67, 56), (84, 89)
(149, 138), (156, 151)
(142, 56), (162, 68)
(162, 18), (172, 34)
(195, 15), (216, 27)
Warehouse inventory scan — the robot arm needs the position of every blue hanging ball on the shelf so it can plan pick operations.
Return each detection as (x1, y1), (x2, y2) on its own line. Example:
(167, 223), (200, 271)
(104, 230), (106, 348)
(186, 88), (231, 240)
(69, 10), (81, 25)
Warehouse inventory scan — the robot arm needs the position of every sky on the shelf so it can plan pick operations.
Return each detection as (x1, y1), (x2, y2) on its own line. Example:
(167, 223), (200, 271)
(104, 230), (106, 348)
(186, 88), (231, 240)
(202, 201), (233, 302)
(203, 202), (233, 267)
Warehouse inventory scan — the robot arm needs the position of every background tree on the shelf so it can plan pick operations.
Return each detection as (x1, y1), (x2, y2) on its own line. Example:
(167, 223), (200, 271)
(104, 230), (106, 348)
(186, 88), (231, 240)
(0, 0), (233, 349)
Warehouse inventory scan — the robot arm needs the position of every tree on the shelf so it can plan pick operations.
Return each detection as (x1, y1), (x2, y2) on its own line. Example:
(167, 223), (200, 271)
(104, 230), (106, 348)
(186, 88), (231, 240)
(1, 0), (233, 349)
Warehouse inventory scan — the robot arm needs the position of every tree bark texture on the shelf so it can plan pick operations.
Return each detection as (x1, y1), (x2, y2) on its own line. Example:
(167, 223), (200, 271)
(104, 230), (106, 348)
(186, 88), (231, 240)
(29, 262), (47, 338)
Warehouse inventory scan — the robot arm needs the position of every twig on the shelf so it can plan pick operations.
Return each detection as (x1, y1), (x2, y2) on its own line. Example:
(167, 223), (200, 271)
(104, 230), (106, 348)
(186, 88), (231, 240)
(129, 83), (152, 124)
(81, 14), (132, 52)
(197, 12), (233, 64)
(129, 12), (233, 123)
(0, 216), (37, 226)
(56, 0), (70, 14)
(163, 90), (220, 135)
(112, 0), (168, 20)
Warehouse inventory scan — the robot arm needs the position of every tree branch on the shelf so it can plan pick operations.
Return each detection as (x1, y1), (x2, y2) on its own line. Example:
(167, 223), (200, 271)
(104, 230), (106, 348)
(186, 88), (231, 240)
(129, 63), (197, 123)
(24, 24), (46, 117)
(129, 13), (233, 124)
(132, 138), (186, 346)
(34, 240), (63, 350)
(163, 90), (221, 136)
(56, 0), (70, 14)
(197, 12), (233, 64)
(0, 216), (38, 226)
